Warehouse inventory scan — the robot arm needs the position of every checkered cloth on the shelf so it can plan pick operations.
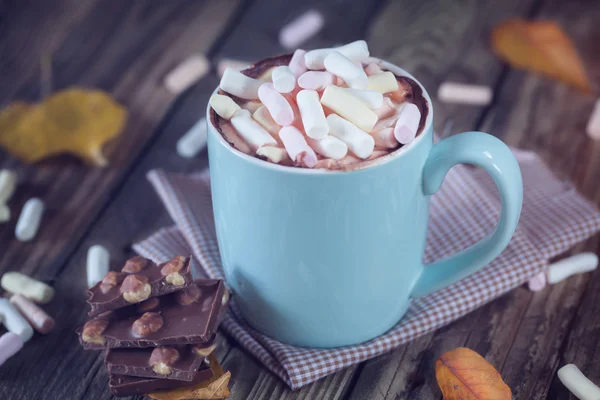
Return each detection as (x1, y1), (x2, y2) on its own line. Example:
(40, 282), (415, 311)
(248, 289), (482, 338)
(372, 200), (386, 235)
(133, 149), (600, 389)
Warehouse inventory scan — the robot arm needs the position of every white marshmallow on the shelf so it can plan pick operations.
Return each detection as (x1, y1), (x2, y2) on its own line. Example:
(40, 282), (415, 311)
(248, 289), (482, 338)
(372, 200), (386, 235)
(327, 114), (374, 159)
(438, 82), (493, 106)
(307, 136), (348, 160)
(219, 68), (263, 100)
(163, 54), (210, 94)
(256, 145), (290, 164)
(370, 128), (398, 149)
(0, 204), (9, 223)
(87, 245), (110, 289)
(258, 83), (295, 126)
(0, 299), (33, 342)
(209, 94), (241, 120)
(279, 126), (317, 168)
(339, 87), (383, 109)
(298, 71), (334, 90)
(288, 49), (308, 77)
(320, 85), (378, 132)
(1, 272), (54, 304)
(373, 97), (397, 119)
(394, 103), (420, 144)
(271, 66), (296, 93)
(0, 170), (17, 204)
(15, 198), (44, 242)
(367, 72), (399, 93)
(253, 106), (281, 138)
(547, 253), (598, 284)
(296, 90), (329, 139)
(0, 332), (23, 366)
(242, 101), (263, 113)
(364, 63), (382, 76)
(176, 117), (208, 158)
(221, 122), (252, 154)
(304, 40), (370, 70)
(586, 99), (600, 141)
(558, 364), (600, 400)
(279, 10), (324, 49)
(230, 112), (277, 151)
(323, 52), (368, 90)
(217, 58), (249, 77)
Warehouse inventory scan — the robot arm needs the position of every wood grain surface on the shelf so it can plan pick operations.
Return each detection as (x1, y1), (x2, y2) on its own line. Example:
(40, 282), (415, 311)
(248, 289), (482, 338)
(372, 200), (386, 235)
(0, 0), (599, 399)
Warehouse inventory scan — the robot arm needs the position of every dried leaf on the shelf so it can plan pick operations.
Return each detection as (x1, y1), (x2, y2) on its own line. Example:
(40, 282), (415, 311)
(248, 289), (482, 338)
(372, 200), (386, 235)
(149, 353), (231, 400)
(435, 347), (512, 400)
(491, 19), (592, 93)
(0, 88), (127, 166)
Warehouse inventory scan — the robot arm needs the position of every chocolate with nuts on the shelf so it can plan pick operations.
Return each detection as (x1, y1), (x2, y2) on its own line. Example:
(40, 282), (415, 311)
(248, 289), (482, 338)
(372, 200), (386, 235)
(78, 279), (227, 349)
(108, 360), (214, 397)
(105, 335), (216, 381)
(87, 256), (193, 317)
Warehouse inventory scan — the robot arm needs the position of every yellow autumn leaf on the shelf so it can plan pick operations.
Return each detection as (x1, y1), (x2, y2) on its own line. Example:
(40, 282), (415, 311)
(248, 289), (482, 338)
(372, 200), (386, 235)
(0, 88), (127, 166)
(149, 353), (231, 400)
(491, 19), (592, 93)
(436, 347), (512, 400)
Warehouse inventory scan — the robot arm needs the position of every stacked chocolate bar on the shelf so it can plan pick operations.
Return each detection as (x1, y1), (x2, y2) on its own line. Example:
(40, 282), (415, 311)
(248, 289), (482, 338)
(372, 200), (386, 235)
(77, 256), (229, 397)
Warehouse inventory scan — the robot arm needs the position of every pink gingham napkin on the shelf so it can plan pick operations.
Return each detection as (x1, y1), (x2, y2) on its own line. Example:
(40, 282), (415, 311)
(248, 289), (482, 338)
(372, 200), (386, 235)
(133, 150), (600, 389)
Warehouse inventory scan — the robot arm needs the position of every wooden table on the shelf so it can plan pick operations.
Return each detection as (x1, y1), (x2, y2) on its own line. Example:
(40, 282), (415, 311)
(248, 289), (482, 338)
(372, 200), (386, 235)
(1, 0), (599, 398)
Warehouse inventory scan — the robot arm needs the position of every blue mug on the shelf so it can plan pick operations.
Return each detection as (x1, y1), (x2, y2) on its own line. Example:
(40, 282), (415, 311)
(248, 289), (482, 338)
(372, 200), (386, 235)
(207, 59), (523, 348)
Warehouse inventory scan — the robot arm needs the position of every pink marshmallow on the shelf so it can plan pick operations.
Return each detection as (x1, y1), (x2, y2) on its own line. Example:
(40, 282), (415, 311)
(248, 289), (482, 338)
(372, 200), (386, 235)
(528, 271), (547, 291)
(289, 49), (308, 77)
(298, 71), (334, 91)
(365, 63), (382, 76)
(258, 83), (295, 126)
(279, 126), (317, 168)
(0, 332), (23, 366)
(373, 97), (397, 119)
(370, 128), (397, 149)
(394, 103), (421, 144)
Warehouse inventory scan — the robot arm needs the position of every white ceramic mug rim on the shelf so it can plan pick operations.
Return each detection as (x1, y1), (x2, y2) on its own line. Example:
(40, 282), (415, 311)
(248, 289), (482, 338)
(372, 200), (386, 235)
(206, 57), (434, 175)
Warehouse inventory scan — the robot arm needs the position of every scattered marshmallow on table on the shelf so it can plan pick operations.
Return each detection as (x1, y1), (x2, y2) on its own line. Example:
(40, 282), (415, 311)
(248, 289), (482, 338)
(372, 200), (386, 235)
(220, 68), (263, 100)
(296, 90), (329, 139)
(320, 85), (378, 132)
(86, 244), (110, 289)
(558, 364), (600, 400)
(15, 198), (44, 242)
(176, 117), (208, 158)
(209, 94), (241, 120)
(323, 51), (368, 89)
(0, 299), (33, 342)
(230, 111), (277, 150)
(394, 103), (421, 144)
(339, 87), (383, 109)
(586, 99), (600, 141)
(304, 40), (370, 70)
(253, 106), (282, 138)
(288, 49), (308, 77)
(271, 66), (296, 93)
(279, 10), (324, 49)
(527, 271), (547, 292)
(1, 272), (54, 304)
(258, 83), (295, 126)
(279, 126), (317, 167)
(298, 71), (334, 90)
(327, 114), (375, 159)
(307, 136), (348, 160)
(0, 169), (17, 203)
(367, 71), (399, 94)
(437, 82), (493, 106)
(547, 252), (598, 284)
(10, 294), (55, 334)
(0, 332), (23, 366)
(256, 145), (290, 164)
(0, 204), (9, 223)
(163, 54), (209, 95)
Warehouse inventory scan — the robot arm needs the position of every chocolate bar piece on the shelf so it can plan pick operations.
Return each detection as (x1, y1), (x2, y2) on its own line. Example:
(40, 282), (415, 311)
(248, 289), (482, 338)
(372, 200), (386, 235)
(109, 361), (213, 397)
(78, 279), (226, 349)
(105, 336), (216, 381)
(87, 256), (193, 317)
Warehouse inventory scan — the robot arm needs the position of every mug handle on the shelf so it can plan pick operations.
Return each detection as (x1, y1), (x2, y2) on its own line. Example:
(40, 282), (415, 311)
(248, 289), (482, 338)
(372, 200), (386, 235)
(411, 131), (523, 298)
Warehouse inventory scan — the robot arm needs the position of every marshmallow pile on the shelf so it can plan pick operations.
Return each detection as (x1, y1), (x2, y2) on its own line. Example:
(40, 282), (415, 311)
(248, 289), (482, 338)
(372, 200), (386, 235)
(210, 41), (423, 169)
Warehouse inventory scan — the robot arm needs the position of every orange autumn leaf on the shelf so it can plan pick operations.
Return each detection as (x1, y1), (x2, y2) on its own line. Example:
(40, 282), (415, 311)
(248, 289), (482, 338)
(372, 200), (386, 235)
(0, 88), (127, 166)
(435, 347), (512, 400)
(491, 19), (592, 93)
